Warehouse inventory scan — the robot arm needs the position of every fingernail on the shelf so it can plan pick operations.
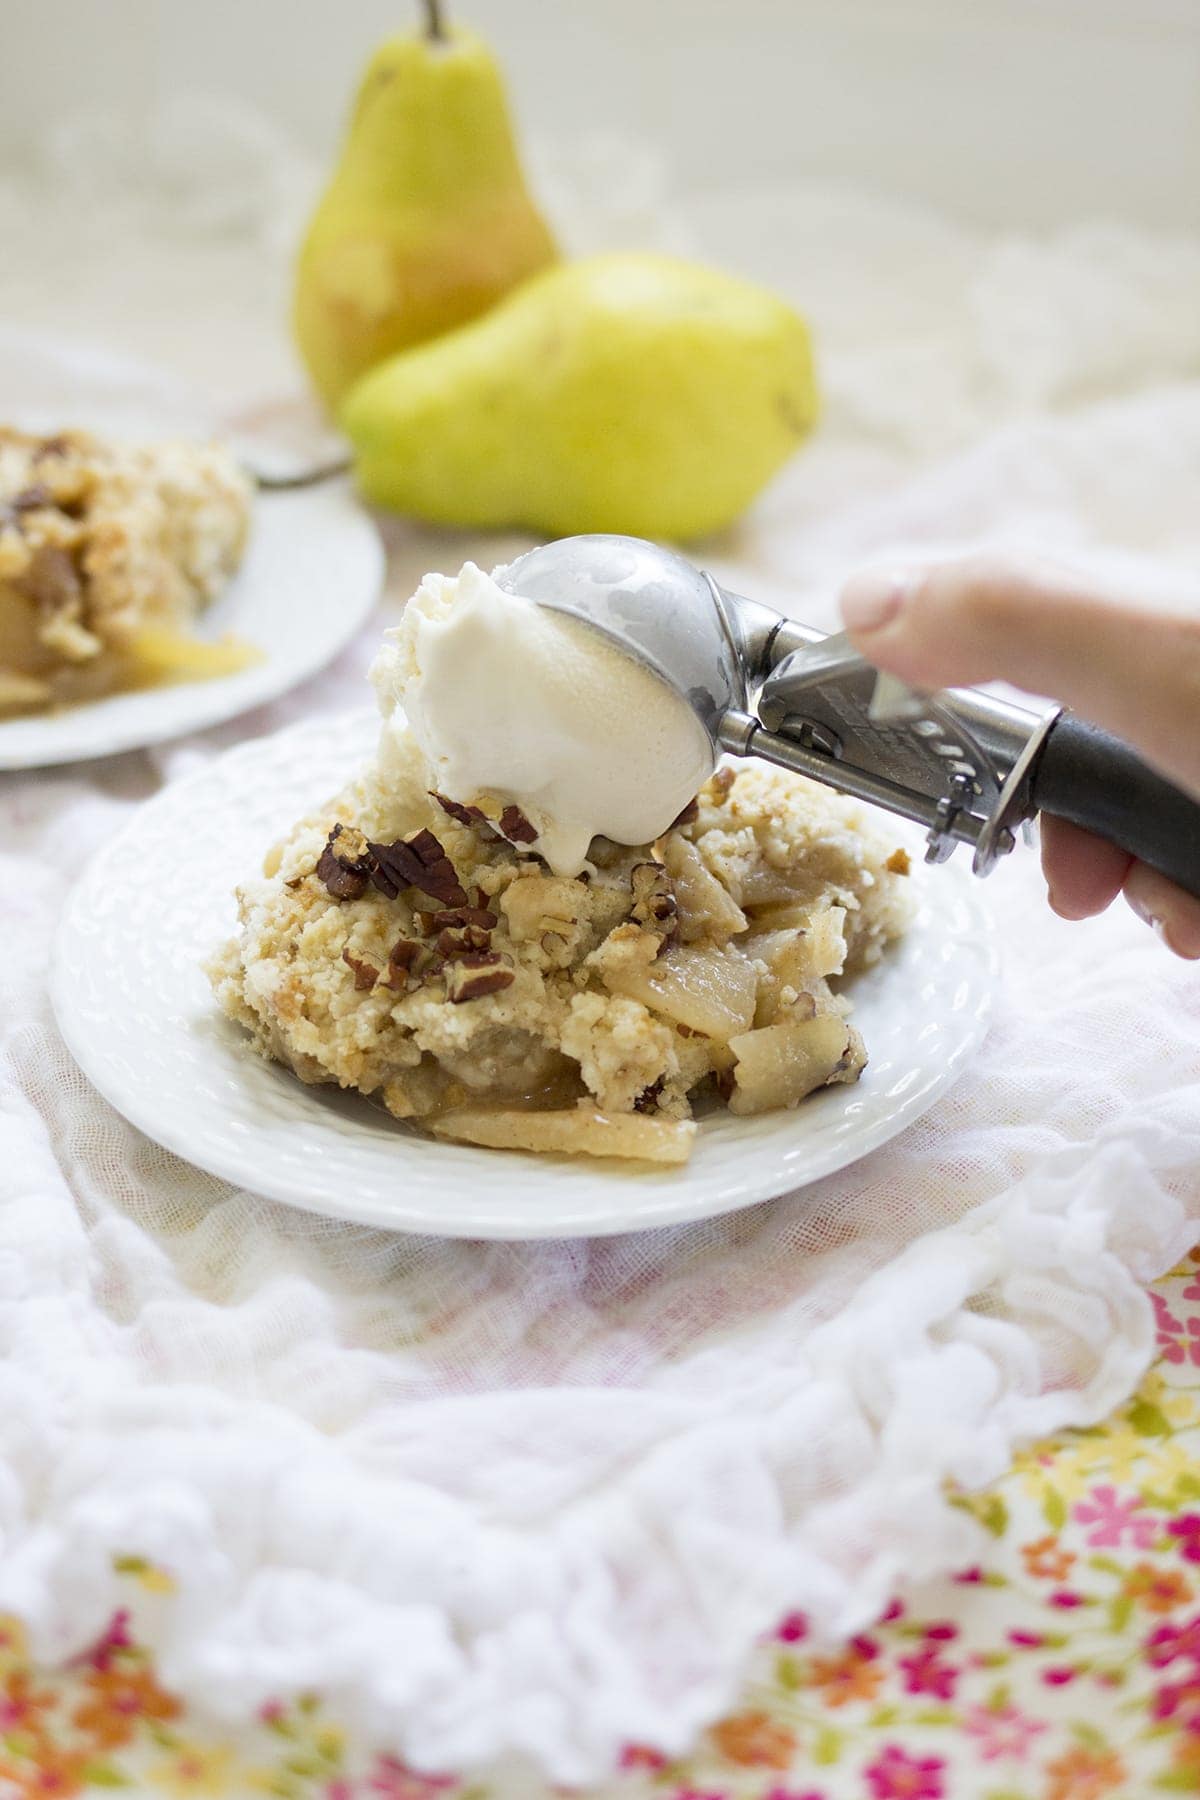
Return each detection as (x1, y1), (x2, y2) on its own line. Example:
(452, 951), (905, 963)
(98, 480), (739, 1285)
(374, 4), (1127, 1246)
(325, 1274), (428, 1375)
(841, 568), (914, 634)
(1128, 894), (1168, 940)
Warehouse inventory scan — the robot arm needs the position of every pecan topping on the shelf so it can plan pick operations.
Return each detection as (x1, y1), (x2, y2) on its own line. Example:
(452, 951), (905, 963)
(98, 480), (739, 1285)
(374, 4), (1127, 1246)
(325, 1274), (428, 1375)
(11, 483), (52, 514)
(341, 948), (379, 990)
(444, 953), (515, 1003)
(317, 824), (372, 900)
(630, 862), (679, 951)
(368, 828), (467, 907)
(431, 791), (491, 831)
(430, 904), (498, 931)
(384, 935), (435, 989)
(633, 1076), (665, 1114)
(498, 804), (538, 845)
(670, 796), (699, 829)
(886, 847), (912, 875)
(711, 765), (736, 796)
(435, 924), (493, 959)
(16, 544), (81, 614)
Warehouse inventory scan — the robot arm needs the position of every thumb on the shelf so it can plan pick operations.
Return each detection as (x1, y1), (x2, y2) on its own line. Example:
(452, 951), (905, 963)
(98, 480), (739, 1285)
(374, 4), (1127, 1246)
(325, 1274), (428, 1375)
(840, 555), (1200, 800)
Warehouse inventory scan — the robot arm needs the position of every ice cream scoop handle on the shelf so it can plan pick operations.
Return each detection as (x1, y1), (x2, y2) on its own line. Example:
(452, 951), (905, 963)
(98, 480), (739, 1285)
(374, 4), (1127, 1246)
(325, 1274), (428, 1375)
(1029, 713), (1200, 900)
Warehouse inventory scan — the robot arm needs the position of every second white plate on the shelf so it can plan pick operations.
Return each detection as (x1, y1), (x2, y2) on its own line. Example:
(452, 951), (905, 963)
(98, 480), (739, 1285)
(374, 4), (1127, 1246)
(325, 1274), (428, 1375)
(0, 480), (383, 769)
(0, 328), (384, 768)
(51, 711), (998, 1238)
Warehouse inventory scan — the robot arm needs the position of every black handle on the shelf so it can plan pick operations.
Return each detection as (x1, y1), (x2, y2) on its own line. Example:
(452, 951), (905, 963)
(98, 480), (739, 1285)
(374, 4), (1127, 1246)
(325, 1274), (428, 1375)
(1030, 713), (1200, 900)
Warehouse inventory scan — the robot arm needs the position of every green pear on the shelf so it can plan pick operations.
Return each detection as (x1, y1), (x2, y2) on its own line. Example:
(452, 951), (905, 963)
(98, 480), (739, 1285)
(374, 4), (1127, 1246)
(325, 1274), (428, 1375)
(294, 0), (557, 411)
(341, 253), (818, 541)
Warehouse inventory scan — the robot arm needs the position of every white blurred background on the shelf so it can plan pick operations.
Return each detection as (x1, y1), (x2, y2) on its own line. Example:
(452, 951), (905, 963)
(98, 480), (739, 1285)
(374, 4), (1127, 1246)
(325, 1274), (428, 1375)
(1, 0), (1198, 604)
(3, 0), (1198, 226)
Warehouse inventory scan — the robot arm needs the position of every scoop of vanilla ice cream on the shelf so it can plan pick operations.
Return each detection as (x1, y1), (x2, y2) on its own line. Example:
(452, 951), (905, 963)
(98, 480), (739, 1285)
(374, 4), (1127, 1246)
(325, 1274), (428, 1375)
(371, 562), (715, 876)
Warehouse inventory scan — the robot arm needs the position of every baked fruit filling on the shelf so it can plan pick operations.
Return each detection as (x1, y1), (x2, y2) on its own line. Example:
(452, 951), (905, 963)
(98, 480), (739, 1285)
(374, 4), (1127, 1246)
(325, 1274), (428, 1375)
(209, 723), (913, 1164)
(0, 426), (254, 716)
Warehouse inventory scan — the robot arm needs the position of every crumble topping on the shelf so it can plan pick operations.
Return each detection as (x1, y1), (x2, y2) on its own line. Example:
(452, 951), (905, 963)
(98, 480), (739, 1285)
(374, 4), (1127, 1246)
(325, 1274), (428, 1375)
(209, 735), (913, 1164)
(0, 425), (252, 715)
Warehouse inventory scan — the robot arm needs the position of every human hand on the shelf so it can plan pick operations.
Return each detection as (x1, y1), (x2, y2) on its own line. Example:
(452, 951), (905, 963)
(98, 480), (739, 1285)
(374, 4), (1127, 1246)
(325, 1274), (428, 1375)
(840, 556), (1200, 958)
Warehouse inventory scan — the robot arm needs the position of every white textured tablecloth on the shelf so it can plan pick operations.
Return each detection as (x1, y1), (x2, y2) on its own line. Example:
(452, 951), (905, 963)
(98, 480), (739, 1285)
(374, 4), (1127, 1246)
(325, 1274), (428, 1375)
(2, 120), (1200, 1781)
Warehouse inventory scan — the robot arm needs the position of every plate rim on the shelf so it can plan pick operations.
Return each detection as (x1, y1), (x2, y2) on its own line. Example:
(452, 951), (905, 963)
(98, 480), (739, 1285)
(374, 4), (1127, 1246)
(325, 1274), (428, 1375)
(50, 709), (1000, 1239)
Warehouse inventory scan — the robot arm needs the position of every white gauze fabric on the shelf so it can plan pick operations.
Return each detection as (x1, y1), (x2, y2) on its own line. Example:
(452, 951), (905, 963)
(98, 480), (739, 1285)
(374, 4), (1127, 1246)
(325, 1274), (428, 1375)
(1, 151), (1200, 1784)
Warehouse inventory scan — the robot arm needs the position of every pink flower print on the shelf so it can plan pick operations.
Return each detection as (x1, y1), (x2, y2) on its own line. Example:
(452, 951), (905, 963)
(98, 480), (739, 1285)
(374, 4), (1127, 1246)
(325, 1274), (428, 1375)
(1049, 1590), (1086, 1609)
(897, 1646), (958, 1700)
(923, 1622), (957, 1642)
(962, 1701), (1047, 1762)
(1153, 1294), (1200, 1363)
(881, 1599), (905, 1624)
(325, 1785), (355, 1800)
(1073, 1485), (1157, 1549)
(850, 1634), (881, 1661)
(775, 1611), (808, 1643)
(1153, 1676), (1200, 1726)
(1007, 1629), (1045, 1649)
(953, 1566), (984, 1584)
(75, 1609), (133, 1673)
(620, 1746), (669, 1772)
(764, 1790), (825, 1800)
(367, 1758), (456, 1800)
(1041, 1667), (1077, 1687)
(1181, 1275), (1200, 1306)
(1170, 1515), (1200, 1565)
(864, 1744), (945, 1800)
(1146, 1614), (1200, 1668)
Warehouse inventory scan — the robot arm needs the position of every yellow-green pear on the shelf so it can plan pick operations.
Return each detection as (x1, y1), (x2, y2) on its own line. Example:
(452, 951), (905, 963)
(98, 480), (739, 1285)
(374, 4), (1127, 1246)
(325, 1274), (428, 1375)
(294, 0), (558, 411)
(341, 253), (818, 541)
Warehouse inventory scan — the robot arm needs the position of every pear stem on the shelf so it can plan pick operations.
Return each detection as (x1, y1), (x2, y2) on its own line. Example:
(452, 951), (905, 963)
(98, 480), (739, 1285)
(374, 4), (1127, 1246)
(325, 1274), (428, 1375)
(422, 0), (447, 40)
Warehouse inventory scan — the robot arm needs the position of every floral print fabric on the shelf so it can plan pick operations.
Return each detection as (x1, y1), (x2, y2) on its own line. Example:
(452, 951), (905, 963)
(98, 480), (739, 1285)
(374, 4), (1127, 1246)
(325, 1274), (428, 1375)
(10, 1253), (1200, 1800)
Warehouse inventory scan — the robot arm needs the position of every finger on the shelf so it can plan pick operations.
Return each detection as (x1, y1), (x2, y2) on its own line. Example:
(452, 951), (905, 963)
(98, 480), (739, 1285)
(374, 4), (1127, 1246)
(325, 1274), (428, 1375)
(1123, 862), (1200, 960)
(840, 555), (1200, 798)
(1040, 815), (1131, 920)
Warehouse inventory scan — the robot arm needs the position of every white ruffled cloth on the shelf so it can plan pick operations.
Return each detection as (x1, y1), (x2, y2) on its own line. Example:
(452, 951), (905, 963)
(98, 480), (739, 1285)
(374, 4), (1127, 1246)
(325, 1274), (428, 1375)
(1, 122), (1200, 1783)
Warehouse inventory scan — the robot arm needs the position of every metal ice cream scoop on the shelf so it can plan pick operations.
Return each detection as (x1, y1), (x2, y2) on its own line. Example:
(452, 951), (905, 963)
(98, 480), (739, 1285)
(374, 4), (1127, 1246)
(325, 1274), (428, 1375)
(499, 533), (1200, 896)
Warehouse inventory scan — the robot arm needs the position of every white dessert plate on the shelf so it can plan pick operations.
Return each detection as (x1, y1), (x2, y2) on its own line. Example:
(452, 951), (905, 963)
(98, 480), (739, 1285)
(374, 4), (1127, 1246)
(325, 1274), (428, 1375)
(51, 711), (998, 1239)
(0, 331), (383, 769)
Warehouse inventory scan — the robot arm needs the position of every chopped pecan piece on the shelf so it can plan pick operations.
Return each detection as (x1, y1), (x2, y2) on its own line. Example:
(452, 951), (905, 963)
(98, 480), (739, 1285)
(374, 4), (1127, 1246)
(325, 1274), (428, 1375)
(711, 765), (736, 796)
(435, 923), (493, 959)
(498, 804), (538, 845)
(431, 791), (491, 832)
(670, 796), (699, 829)
(16, 544), (81, 614)
(11, 483), (52, 514)
(341, 948), (379, 990)
(385, 935), (435, 989)
(633, 1076), (665, 1114)
(368, 828), (467, 907)
(886, 847), (912, 875)
(430, 904), (498, 931)
(317, 824), (372, 900)
(630, 862), (679, 951)
(444, 953), (515, 1003)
